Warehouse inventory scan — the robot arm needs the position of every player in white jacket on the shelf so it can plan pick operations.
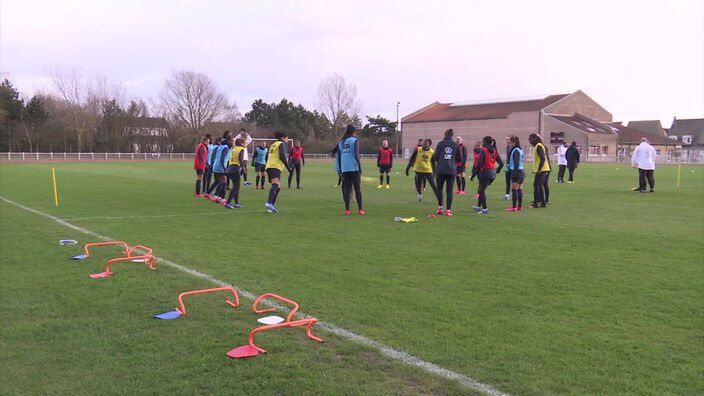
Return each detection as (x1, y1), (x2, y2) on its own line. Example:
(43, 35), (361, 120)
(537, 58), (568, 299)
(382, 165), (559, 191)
(556, 142), (568, 183)
(234, 129), (254, 186)
(631, 137), (657, 192)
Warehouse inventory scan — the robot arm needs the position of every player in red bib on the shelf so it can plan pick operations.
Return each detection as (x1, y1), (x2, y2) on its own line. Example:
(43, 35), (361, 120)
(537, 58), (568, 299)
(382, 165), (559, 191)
(287, 140), (305, 189)
(193, 135), (210, 197)
(454, 136), (468, 194)
(470, 135), (504, 214)
(471, 141), (481, 197)
(377, 140), (393, 189)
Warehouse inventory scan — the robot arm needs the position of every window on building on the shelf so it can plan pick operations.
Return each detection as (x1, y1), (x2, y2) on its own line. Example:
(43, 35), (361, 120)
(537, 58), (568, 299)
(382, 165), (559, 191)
(601, 146), (608, 156)
(682, 135), (693, 144)
(668, 135), (678, 141)
(588, 146), (600, 155)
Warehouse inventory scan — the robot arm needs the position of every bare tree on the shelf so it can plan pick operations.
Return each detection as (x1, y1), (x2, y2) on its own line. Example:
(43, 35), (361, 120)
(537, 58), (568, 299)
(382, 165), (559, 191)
(161, 70), (228, 144)
(218, 101), (242, 123)
(315, 73), (361, 138)
(51, 67), (93, 152)
(87, 75), (124, 152)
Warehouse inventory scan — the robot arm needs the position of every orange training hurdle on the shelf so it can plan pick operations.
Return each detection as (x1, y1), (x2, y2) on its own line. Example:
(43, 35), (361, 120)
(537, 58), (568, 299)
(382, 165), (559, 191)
(89, 254), (156, 278)
(246, 318), (323, 354)
(252, 293), (300, 322)
(82, 241), (129, 258)
(227, 293), (323, 358)
(106, 254), (157, 272)
(126, 244), (153, 257)
(174, 287), (240, 315)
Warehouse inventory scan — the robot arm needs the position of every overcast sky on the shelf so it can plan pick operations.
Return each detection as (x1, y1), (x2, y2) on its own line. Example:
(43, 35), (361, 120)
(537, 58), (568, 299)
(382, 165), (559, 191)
(2, 0), (702, 127)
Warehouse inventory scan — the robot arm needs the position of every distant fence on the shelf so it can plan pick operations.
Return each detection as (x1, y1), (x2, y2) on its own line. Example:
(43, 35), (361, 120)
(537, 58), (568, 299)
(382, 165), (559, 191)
(0, 152), (400, 162)
(1, 152), (699, 164)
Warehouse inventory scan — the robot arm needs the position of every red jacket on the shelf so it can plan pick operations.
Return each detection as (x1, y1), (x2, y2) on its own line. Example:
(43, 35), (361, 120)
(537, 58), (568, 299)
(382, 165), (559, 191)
(194, 143), (208, 170)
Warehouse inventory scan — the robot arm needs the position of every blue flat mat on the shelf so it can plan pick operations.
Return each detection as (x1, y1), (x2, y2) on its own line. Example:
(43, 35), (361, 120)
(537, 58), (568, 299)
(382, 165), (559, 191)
(154, 310), (182, 320)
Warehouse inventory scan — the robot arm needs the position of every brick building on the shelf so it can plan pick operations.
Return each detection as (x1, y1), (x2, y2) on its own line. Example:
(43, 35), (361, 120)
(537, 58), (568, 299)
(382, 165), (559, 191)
(401, 90), (676, 162)
(667, 118), (704, 162)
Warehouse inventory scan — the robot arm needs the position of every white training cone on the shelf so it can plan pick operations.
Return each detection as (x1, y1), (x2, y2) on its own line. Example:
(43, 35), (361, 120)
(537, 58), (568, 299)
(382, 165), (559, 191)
(257, 315), (285, 325)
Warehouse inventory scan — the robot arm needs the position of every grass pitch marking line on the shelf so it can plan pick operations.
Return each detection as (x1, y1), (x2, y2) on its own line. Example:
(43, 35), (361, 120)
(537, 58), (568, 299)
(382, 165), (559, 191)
(60, 199), (423, 221)
(0, 196), (511, 396)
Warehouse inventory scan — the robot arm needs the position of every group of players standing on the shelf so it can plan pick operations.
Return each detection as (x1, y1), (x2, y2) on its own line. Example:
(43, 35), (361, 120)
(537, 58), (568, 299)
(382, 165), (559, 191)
(192, 129), (305, 212)
(401, 130), (555, 215)
(192, 124), (564, 216)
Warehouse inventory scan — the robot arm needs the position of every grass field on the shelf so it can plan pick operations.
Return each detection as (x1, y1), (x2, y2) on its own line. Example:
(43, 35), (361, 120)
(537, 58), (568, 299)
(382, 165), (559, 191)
(1, 159), (702, 395)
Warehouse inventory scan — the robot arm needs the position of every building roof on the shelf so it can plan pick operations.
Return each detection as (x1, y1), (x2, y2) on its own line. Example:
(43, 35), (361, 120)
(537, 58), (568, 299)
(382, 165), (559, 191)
(548, 113), (676, 145)
(607, 123), (676, 145)
(626, 120), (666, 137)
(667, 118), (704, 146)
(549, 114), (615, 135)
(402, 94), (569, 123)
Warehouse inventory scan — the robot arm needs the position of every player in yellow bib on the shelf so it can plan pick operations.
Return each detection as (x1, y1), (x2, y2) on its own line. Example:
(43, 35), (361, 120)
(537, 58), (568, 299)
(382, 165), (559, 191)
(405, 138), (438, 202)
(224, 139), (246, 209)
(264, 131), (290, 213)
(528, 133), (551, 208)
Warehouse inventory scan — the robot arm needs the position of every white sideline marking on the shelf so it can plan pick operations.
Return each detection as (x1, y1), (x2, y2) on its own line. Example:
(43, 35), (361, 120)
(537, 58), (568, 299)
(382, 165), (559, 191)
(61, 199), (419, 221)
(0, 196), (510, 396)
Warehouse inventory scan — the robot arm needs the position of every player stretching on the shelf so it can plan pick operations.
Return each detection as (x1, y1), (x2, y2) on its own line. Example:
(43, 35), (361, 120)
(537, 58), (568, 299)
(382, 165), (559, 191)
(377, 140), (393, 189)
(264, 131), (290, 213)
(405, 138), (437, 202)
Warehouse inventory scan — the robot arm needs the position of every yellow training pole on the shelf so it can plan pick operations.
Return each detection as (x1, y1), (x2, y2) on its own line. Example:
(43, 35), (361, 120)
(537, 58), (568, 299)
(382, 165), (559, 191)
(52, 168), (59, 206)
(676, 164), (681, 188)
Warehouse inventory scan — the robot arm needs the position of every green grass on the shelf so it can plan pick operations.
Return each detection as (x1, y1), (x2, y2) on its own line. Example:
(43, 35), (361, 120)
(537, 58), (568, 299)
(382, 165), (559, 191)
(1, 160), (702, 395)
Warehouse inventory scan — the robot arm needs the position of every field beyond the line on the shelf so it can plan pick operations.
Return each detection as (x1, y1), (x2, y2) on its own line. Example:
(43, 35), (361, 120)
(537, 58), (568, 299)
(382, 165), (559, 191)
(1, 160), (702, 395)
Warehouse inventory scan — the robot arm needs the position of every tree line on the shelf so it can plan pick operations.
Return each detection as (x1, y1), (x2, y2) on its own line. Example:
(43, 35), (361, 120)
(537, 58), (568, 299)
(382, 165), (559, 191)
(0, 70), (398, 154)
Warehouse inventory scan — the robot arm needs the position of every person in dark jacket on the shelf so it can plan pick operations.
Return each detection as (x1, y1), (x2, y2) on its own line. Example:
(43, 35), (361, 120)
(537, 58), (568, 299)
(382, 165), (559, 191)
(470, 135), (504, 214)
(433, 129), (462, 216)
(454, 136), (468, 194)
(504, 136), (525, 211)
(337, 124), (365, 216)
(565, 141), (580, 183)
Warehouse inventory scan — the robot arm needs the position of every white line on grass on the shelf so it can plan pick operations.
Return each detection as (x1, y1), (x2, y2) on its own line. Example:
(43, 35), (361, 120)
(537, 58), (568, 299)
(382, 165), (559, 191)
(60, 199), (424, 221)
(0, 195), (511, 396)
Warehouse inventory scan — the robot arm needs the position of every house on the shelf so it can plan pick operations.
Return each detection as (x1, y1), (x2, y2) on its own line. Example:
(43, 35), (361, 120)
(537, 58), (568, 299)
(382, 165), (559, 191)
(608, 122), (678, 162)
(401, 90), (612, 160)
(667, 118), (704, 162)
(544, 113), (616, 162)
(626, 120), (667, 138)
(543, 114), (677, 162)
(123, 117), (170, 153)
(402, 90), (677, 162)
